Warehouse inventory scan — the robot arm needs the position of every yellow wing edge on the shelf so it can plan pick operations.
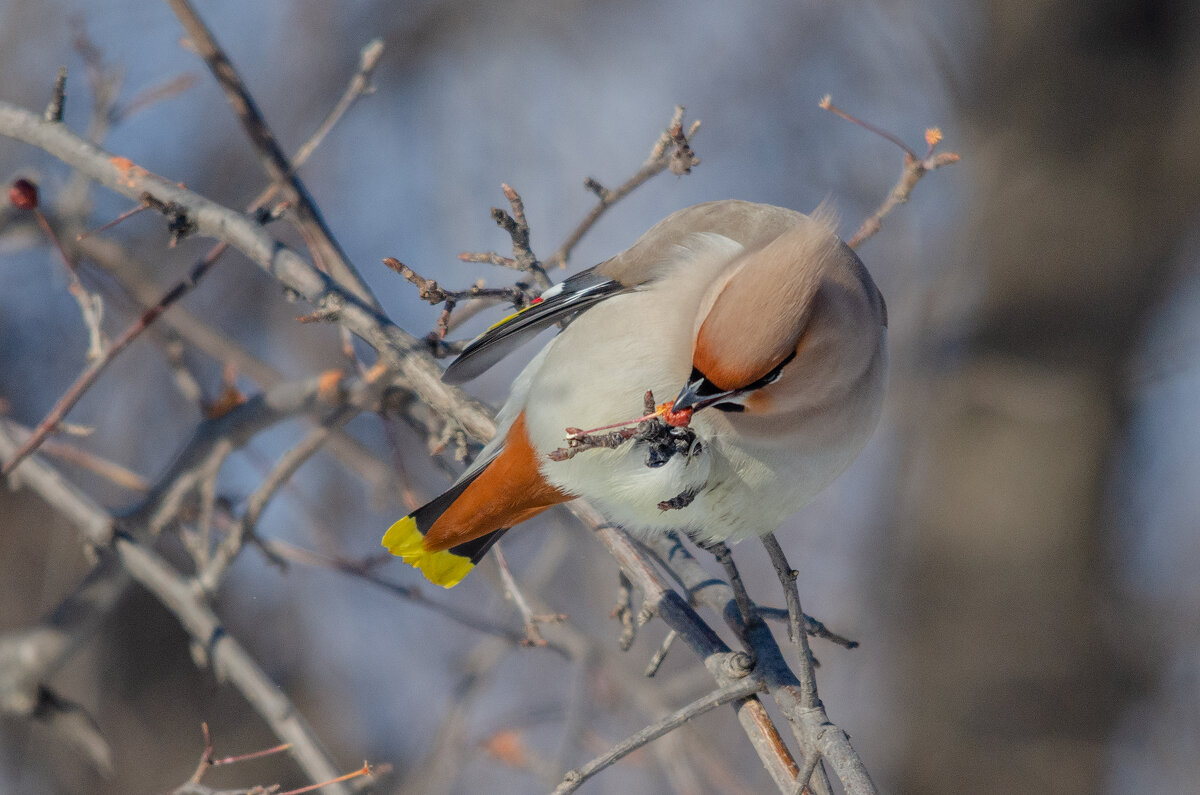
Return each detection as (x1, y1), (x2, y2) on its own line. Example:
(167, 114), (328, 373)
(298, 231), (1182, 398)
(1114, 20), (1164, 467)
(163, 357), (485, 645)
(484, 298), (544, 332)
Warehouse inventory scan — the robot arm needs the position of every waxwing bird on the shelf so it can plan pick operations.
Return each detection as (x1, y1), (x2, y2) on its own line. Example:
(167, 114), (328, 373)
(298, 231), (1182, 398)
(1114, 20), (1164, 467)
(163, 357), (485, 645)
(383, 199), (888, 587)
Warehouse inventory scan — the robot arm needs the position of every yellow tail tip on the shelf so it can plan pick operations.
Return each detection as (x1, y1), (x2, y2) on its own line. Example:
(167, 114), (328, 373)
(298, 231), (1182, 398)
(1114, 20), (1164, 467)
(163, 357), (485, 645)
(382, 516), (474, 588)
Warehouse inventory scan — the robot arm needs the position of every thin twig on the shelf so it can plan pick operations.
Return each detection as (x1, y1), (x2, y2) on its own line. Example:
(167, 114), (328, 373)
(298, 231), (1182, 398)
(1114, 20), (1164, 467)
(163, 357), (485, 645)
(76, 201), (150, 239)
(276, 762), (373, 795)
(291, 40), (383, 169)
(819, 95), (959, 249)
(1, 240), (227, 477)
(458, 184), (551, 290)
(757, 608), (858, 651)
(10, 178), (107, 359)
(165, 0), (379, 309)
(761, 535), (817, 704)
(492, 544), (566, 647)
(644, 629), (677, 677)
(44, 66), (67, 123)
(382, 257), (527, 308)
(548, 105), (701, 269)
(762, 533), (877, 795)
(113, 73), (199, 123)
(35, 435), (150, 492)
(584, 511), (800, 792)
(552, 677), (764, 794)
(704, 540), (758, 633)
(196, 400), (363, 594)
(261, 539), (555, 651)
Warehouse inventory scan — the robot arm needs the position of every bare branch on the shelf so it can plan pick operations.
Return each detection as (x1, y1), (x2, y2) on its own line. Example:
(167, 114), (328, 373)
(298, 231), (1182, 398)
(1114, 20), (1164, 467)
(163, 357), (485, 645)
(195, 400), (363, 593)
(644, 629), (677, 677)
(702, 540), (758, 632)
(763, 534), (877, 795)
(44, 66), (67, 123)
(1, 236), (227, 476)
(113, 73), (199, 123)
(9, 178), (106, 359)
(819, 95), (959, 249)
(552, 677), (764, 794)
(491, 544), (566, 647)
(165, 0), (379, 309)
(0, 100), (498, 444)
(548, 105), (701, 269)
(290, 39), (383, 169)
(458, 184), (551, 291)
(260, 539), (545, 649)
(581, 509), (801, 792)
(0, 421), (350, 792)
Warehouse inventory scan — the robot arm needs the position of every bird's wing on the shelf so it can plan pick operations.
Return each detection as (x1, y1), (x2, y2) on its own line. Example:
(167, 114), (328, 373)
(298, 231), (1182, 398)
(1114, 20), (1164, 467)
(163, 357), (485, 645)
(441, 267), (627, 384)
(442, 200), (808, 385)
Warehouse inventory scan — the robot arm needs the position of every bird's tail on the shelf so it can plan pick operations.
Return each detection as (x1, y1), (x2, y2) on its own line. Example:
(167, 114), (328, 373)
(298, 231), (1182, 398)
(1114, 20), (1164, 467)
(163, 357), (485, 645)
(382, 469), (508, 588)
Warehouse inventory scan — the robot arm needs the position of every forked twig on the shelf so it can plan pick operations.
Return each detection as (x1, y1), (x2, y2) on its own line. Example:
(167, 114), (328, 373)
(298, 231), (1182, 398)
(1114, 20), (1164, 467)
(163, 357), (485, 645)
(819, 95), (959, 249)
(549, 105), (701, 269)
(166, 0), (379, 309)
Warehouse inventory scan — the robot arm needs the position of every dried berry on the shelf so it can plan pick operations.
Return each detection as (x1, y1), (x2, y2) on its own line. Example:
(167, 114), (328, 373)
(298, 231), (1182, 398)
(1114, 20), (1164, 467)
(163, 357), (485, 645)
(9, 178), (38, 210)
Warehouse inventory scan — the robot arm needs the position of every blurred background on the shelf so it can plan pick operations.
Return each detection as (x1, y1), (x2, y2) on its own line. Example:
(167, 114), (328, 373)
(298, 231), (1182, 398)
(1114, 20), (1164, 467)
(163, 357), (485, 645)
(2, 0), (1199, 792)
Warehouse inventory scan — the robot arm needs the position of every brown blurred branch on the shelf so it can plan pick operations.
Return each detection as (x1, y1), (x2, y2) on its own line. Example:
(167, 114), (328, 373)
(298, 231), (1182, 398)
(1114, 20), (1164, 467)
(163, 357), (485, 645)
(0, 422), (350, 793)
(165, 0), (379, 309)
(1, 231), (228, 477)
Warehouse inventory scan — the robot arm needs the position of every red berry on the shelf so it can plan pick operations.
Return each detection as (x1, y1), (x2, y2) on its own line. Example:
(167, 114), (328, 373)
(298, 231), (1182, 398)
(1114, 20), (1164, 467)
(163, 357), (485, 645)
(9, 178), (38, 210)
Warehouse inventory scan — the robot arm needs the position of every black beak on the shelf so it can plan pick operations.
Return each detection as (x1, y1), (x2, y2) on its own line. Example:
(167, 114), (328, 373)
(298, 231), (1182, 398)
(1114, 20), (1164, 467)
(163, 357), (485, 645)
(671, 354), (794, 414)
(671, 375), (748, 413)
